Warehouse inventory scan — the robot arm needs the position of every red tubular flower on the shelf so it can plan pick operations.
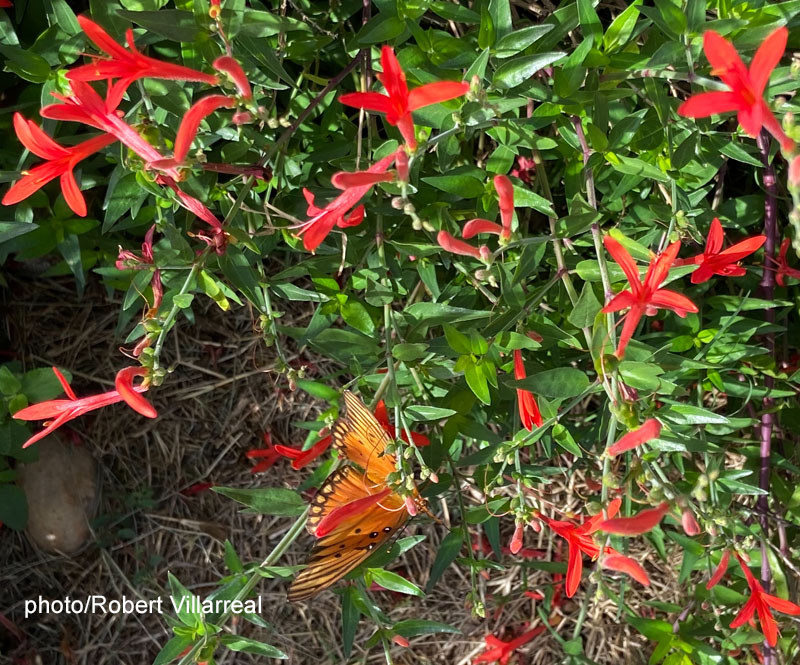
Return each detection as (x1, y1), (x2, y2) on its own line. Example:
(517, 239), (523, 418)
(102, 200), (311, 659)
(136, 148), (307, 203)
(339, 46), (469, 150)
(607, 418), (661, 457)
(396, 148), (409, 182)
(681, 508), (701, 536)
(601, 554), (650, 587)
(116, 225), (163, 312)
(247, 433), (283, 473)
(274, 434), (332, 470)
(706, 549), (731, 590)
(0, 1), (12, 8)
(599, 502), (669, 536)
(511, 155), (536, 186)
(296, 152), (397, 253)
(315, 487), (393, 537)
(69, 16), (219, 109)
(2, 113), (116, 216)
(41, 81), (178, 178)
(13, 366), (157, 448)
(474, 624), (547, 665)
(676, 218), (766, 284)
(494, 175), (514, 240)
(153, 95), (235, 169)
(155, 175), (227, 253)
(678, 28), (792, 149)
(730, 553), (800, 646)
(775, 238), (800, 287)
(437, 231), (490, 261)
(213, 55), (252, 99)
(513, 350), (543, 430)
(509, 522), (524, 554)
(542, 499), (622, 597)
(462, 219), (504, 238)
(373, 400), (430, 447)
(602, 236), (698, 359)
(330, 170), (395, 190)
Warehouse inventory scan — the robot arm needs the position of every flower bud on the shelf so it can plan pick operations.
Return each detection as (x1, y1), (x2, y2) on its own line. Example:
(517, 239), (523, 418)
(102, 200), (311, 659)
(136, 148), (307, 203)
(391, 197), (404, 210)
(681, 508), (701, 536)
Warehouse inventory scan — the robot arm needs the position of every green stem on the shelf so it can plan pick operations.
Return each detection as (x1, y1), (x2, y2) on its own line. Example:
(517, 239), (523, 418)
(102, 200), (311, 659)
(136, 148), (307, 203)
(152, 263), (202, 371)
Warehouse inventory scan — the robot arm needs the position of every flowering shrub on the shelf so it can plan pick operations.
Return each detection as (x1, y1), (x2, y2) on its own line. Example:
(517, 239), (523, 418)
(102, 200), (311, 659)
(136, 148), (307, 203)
(3, 1), (800, 664)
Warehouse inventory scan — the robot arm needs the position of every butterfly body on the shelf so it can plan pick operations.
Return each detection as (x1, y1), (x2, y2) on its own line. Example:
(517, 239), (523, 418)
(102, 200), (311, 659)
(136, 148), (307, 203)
(288, 391), (424, 602)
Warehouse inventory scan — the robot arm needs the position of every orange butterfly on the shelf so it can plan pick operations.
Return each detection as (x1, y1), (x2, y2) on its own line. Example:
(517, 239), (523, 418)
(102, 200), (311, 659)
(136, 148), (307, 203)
(288, 391), (427, 601)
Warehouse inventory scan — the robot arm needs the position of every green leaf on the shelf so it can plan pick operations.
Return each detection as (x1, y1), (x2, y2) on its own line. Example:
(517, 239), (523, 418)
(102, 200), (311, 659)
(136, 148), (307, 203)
(167, 573), (201, 626)
(212, 487), (306, 516)
(393, 619), (461, 637)
(219, 635), (287, 658)
(173, 293), (194, 309)
(425, 531), (463, 592)
(430, 1), (480, 23)
(660, 405), (729, 426)
(117, 9), (200, 41)
(392, 342), (428, 362)
(341, 587), (359, 659)
(515, 368), (591, 398)
(493, 52), (565, 89)
(421, 175), (484, 198)
(153, 635), (193, 665)
(368, 569), (424, 596)
(354, 14), (405, 45)
(494, 25), (554, 58)
(603, 1), (642, 53)
(444, 323), (473, 355)
(605, 153), (670, 183)
(577, 0), (601, 45)
(512, 185), (556, 217)
(464, 358), (491, 404)
(0, 485), (27, 530)
(405, 405), (457, 422)
(0, 44), (50, 82)
(568, 282), (601, 329)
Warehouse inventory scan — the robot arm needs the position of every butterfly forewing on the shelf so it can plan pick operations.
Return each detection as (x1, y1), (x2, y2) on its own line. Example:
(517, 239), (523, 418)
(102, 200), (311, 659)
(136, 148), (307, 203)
(332, 391), (396, 482)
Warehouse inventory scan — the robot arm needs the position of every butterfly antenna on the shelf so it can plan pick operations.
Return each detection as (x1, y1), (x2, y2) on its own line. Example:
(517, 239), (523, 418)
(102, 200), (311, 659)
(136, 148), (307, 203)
(420, 503), (444, 525)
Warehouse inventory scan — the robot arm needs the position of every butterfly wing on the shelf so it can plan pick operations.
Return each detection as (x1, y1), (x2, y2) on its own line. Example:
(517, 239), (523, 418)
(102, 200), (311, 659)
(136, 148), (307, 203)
(332, 391), (396, 481)
(289, 473), (408, 601)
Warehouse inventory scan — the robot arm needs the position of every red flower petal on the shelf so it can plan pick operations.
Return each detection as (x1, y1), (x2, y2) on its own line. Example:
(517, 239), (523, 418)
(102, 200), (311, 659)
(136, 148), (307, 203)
(602, 554), (650, 586)
(213, 55), (252, 99)
(677, 91), (741, 118)
(607, 418), (661, 456)
(338, 92), (392, 114)
(172, 95), (234, 164)
(437, 231), (483, 259)
(705, 218), (724, 255)
(462, 219), (503, 238)
(330, 171), (394, 190)
(115, 367), (158, 418)
(60, 169), (86, 217)
(647, 289), (698, 316)
(706, 549), (730, 590)
(604, 236), (641, 292)
(750, 27), (788, 96)
(406, 80), (469, 112)
(599, 502), (669, 535)
(493, 174), (514, 238)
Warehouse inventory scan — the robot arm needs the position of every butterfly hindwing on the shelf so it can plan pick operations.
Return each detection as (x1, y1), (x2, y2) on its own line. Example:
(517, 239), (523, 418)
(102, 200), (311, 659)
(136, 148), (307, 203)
(288, 475), (408, 601)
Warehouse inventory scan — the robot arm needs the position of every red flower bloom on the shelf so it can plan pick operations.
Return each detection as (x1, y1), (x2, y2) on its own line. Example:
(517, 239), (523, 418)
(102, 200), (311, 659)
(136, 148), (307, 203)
(775, 238), (800, 287)
(474, 624), (547, 665)
(542, 499), (650, 597)
(155, 175), (227, 253)
(730, 553), (800, 646)
(436, 231), (490, 261)
(339, 46), (468, 150)
(508, 522), (524, 554)
(13, 366), (157, 448)
(599, 502), (670, 536)
(296, 152), (397, 253)
(602, 236), (698, 359)
(0, 1), (12, 9)
(462, 175), (515, 242)
(213, 55), (252, 99)
(69, 16), (219, 109)
(601, 554), (650, 587)
(512, 350), (543, 430)
(247, 432), (282, 473)
(607, 418), (661, 457)
(274, 433), (332, 470)
(510, 155), (536, 186)
(2, 113), (116, 216)
(41, 81), (177, 175)
(116, 225), (163, 313)
(678, 28), (792, 148)
(706, 549), (731, 590)
(150, 95), (235, 170)
(676, 218), (765, 284)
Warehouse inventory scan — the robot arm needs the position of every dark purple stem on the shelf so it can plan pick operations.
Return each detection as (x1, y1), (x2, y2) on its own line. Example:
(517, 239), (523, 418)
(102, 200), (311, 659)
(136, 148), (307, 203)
(757, 129), (778, 665)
